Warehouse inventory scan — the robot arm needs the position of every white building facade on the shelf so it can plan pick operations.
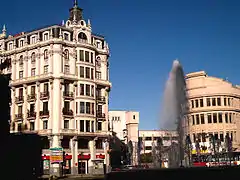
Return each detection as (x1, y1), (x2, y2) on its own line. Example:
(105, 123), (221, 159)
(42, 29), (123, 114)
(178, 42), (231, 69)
(108, 110), (139, 165)
(139, 130), (178, 154)
(0, 1), (111, 175)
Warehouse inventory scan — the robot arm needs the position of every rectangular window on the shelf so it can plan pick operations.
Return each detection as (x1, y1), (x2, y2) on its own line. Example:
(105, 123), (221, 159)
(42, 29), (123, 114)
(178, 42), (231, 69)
(80, 120), (84, 132)
(213, 113), (217, 123)
(212, 98), (216, 106)
(85, 51), (89, 62)
(195, 100), (199, 108)
(191, 100), (194, 108)
(80, 66), (84, 78)
(19, 71), (23, 79)
(80, 84), (84, 95)
(80, 50), (84, 61)
(207, 114), (212, 123)
(224, 98), (227, 106)
(86, 102), (90, 114)
(31, 68), (36, 76)
(200, 114), (204, 124)
(43, 102), (48, 112)
(18, 105), (23, 114)
(64, 65), (70, 74)
(225, 113), (228, 123)
(86, 120), (90, 132)
(91, 68), (94, 79)
(76, 102), (78, 114)
(218, 113), (222, 123)
(192, 115), (195, 125)
(30, 122), (35, 131)
(31, 86), (35, 95)
(200, 99), (204, 107)
(85, 67), (90, 78)
(229, 113), (232, 123)
(97, 122), (102, 131)
(64, 120), (69, 129)
(44, 83), (49, 92)
(43, 120), (48, 129)
(96, 71), (101, 79)
(196, 114), (200, 124)
(44, 65), (48, 74)
(80, 102), (85, 113)
(90, 52), (94, 63)
(86, 85), (90, 96)
(217, 97), (221, 106)
(91, 103), (95, 115)
(207, 98), (211, 106)
(91, 85), (94, 97)
(91, 121), (94, 132)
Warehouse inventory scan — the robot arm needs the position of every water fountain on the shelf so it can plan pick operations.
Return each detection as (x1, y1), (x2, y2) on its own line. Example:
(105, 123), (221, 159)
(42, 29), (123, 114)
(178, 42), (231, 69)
(159, 60), (189, 168)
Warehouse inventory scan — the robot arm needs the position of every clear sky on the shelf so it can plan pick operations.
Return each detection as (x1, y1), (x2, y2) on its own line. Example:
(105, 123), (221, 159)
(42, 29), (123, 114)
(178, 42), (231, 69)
(1, 0), (240, 130)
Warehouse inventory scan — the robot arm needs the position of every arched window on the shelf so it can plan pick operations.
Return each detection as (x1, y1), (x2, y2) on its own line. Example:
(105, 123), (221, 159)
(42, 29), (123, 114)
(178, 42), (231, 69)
(78, 32), (87, 43)
(31, 52), (36, 63)
(44, 49), (48, 59)
(19, 55), (24, 66)
(64, 49), (69, 60)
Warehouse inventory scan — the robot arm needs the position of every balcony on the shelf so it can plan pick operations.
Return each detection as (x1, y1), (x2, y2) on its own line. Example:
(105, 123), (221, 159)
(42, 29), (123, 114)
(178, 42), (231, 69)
(96, 96), (106, 104)
(38, 129), (52, 135)
(40, 91), (49, 100)
(62, 108), (74, 117)
(27, 111), (36, 120)
(60, 129), (78, 135)
(63, 91), (74, 100)
(40, 111), (49, 118)
(15, 96), (24, 104)
(27, 94), (36, 102)
(96, 112), (106, 120)
(15, 113), (23, 121)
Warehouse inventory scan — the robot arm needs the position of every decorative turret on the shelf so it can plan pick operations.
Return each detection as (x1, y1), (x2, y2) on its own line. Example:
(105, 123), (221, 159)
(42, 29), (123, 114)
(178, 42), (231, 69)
(69, 0), (83, 22)
(2, 24), (6, 34)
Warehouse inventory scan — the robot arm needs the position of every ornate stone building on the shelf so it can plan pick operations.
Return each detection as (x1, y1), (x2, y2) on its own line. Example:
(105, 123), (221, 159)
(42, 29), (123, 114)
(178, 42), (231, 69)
(0, 1), (111, 175)
(185, 71), (240, 153)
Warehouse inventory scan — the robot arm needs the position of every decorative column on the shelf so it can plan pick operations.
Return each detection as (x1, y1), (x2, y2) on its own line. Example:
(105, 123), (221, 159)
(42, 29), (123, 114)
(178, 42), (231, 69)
(36, 82), (40, 130)
(103, 139), (110, 173)
(11, 87), (16, 132)
(71, 136), (78, 175)
(23, 84), (28, 128)
(73, 82), (77, 129)
(49, 79), (53, 130)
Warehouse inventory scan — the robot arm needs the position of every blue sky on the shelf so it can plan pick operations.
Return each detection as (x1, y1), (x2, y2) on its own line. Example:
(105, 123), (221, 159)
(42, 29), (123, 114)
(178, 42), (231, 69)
(1, 0), (240, 130)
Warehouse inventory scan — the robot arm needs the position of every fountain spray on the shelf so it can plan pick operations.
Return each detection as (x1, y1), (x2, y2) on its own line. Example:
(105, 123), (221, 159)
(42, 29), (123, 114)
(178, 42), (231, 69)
(160, 60), (189, 167)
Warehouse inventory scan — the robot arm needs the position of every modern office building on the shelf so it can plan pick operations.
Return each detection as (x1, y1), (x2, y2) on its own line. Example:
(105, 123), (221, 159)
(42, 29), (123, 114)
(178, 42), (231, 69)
(108, 110), (139, 165)
(0, 1), (111, 175)
(138, 130), (178, 154)
(185, 71), (240, 153)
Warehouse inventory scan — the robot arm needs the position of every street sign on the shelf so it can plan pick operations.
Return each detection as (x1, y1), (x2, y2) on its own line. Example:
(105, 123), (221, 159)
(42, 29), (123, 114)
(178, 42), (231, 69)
(50, 147), (63, 164)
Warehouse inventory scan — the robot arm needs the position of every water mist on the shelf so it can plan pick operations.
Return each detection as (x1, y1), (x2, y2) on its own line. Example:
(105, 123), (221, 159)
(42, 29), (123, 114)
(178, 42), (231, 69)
(159, 60), (189, 168)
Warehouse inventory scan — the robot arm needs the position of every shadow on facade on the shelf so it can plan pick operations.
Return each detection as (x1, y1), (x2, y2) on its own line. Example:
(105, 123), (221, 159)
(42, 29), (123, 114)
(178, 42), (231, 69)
(0, 74), (43, 180)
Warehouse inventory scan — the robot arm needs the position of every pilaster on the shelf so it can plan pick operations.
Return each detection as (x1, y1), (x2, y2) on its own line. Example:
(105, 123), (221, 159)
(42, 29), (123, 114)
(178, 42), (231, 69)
(71, 136), (78, 175)
(23, 84), (28, 127)
(36, 82), (40, 130)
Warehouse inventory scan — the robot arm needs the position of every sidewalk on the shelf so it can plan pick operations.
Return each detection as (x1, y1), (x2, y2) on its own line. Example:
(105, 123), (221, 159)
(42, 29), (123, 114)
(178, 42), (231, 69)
(40, 174), (104, 180)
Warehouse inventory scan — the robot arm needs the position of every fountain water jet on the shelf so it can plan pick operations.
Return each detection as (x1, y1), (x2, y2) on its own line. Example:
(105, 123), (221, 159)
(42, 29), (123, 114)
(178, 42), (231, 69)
(159, 59), (189, 168)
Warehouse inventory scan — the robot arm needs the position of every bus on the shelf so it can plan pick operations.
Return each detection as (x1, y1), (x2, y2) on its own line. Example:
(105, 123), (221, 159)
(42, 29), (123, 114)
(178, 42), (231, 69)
(192, 152), (240, 167)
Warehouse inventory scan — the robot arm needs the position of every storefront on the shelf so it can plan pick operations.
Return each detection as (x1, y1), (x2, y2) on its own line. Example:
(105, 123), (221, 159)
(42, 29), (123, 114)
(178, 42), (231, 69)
(78, 154), (90, 174)
(42, 155), (50, 175)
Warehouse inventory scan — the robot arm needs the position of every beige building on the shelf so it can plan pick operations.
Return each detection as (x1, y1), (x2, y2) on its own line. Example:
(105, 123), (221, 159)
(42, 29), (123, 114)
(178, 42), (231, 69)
(0, 1), (111, 175)
(185, 71), (240, 152)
